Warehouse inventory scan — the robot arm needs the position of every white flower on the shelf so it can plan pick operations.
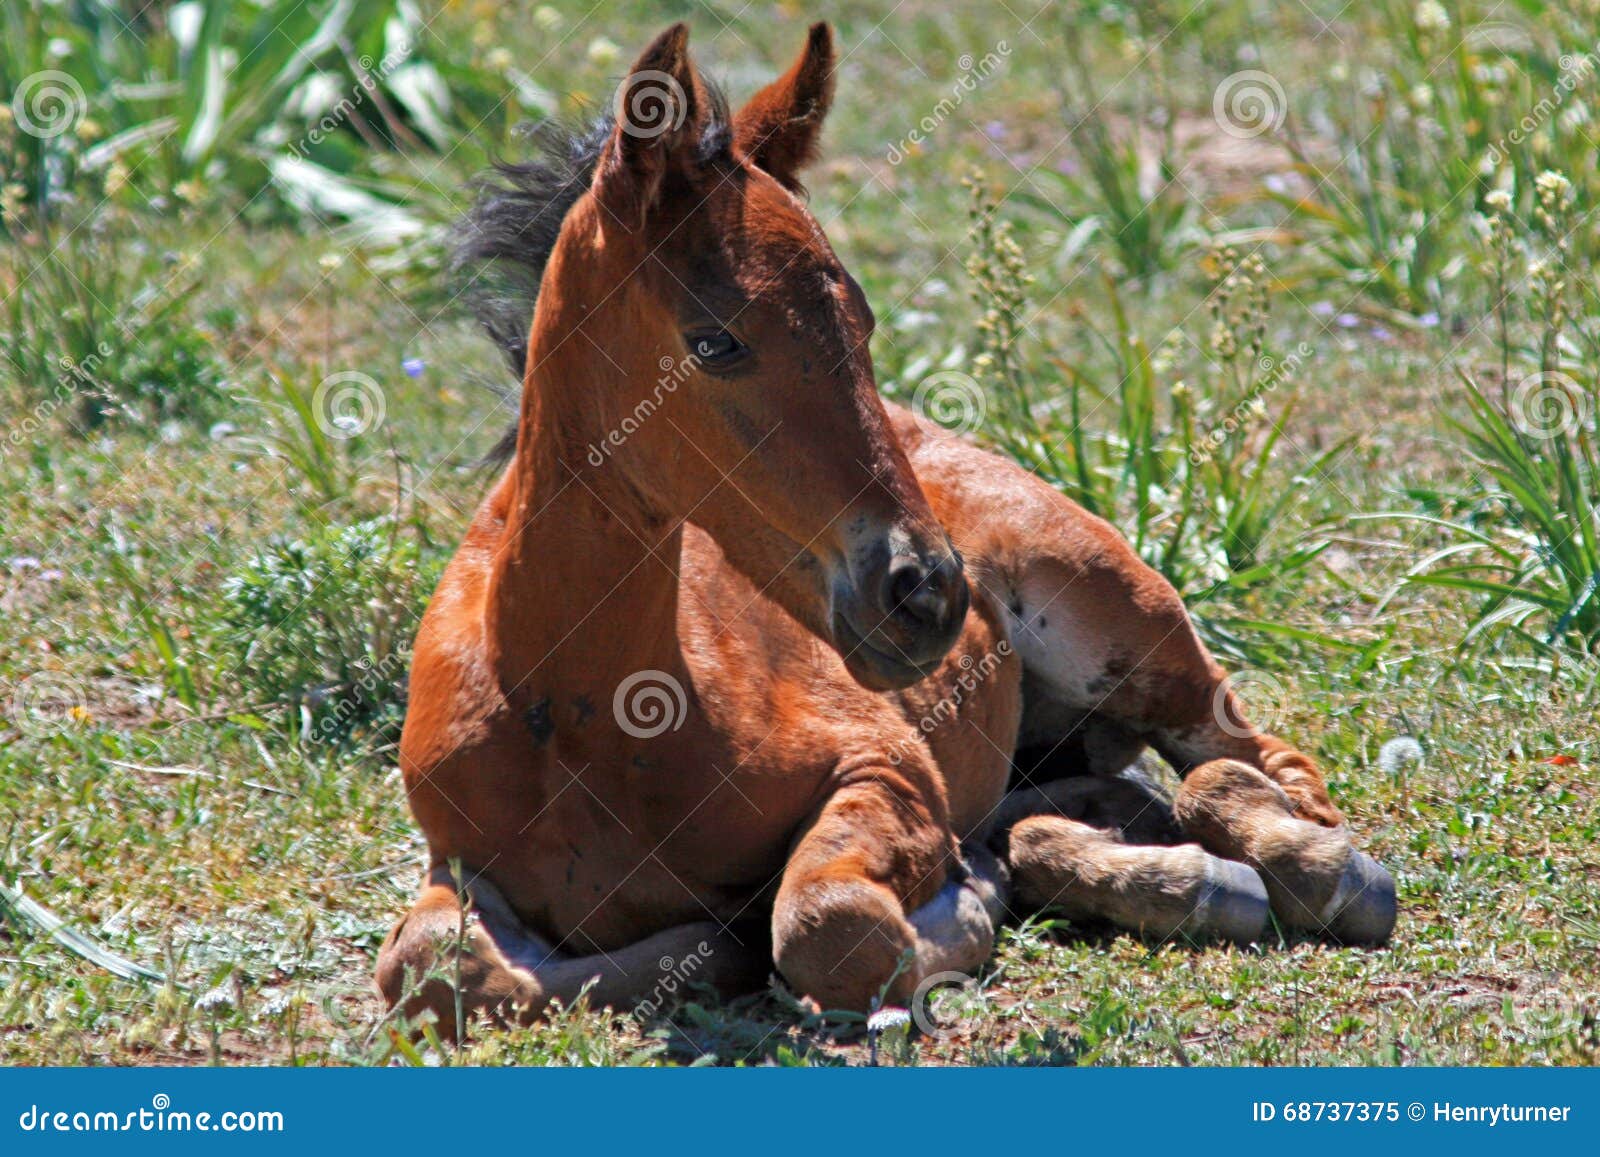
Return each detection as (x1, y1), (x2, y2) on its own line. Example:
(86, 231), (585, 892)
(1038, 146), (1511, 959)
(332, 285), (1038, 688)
(1484, 189), (1512, 212)
(586, 37), (621, 68)
(1414, 1), (1450, 32)
(1535, 169), (1572, 209)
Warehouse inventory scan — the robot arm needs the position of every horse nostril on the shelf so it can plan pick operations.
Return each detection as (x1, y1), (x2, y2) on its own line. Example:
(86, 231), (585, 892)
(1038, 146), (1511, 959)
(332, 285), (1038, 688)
(884, 557), (960, 635)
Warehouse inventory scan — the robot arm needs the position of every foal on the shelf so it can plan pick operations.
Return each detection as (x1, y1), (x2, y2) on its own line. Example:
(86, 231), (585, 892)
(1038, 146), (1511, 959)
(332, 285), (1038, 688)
(377, 23), (1394, 1031)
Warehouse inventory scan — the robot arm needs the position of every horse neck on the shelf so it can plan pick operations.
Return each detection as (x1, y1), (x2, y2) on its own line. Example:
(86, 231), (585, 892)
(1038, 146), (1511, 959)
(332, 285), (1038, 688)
(484, 356), (686, 710)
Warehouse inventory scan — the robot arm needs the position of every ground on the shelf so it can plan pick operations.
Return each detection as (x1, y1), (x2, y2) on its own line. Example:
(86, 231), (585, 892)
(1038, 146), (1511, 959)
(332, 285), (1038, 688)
(2, 0), (1598, 1065)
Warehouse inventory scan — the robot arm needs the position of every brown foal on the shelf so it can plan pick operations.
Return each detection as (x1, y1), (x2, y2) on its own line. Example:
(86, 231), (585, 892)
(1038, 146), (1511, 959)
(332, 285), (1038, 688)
(376, 23), (1395, 1034)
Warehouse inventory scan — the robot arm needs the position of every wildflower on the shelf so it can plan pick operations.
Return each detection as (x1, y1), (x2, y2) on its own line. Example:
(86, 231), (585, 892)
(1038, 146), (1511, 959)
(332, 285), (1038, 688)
(402, 357), (425, 379)
(1209, 320), (1237, 359)
(319, 252), (345, 271)
(1413, 1), (1449, 33)
(1535, 170), (1572, 212)
(104, 160), (129, 197)
(1, 182), (28, 225)
(1484, 189), (1512, 213)
(486, 47), (512, 72)
(1377, 737), (1424, 776)
(195, 986), (235, 1014)
(587, 37), (622, 68)
(75, 116), (103, 143)
(534, 6), (562, 31)
(174, 179), (204, 204)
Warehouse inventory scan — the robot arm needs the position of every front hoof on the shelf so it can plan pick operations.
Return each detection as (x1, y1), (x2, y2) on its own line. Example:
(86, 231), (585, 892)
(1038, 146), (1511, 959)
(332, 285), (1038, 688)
(1318, 849), (1396, 946)
(1183, 857), (1269, 944)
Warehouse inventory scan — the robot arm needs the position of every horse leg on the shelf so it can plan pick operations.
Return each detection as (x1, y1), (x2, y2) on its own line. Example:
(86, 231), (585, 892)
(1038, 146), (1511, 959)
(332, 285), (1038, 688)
(771, 775), (1002, 1011)
(376, 864), (765, 1038)
(995, 776), (1269, 943)
(1006, 543), (1342, 825)
(1006, 549), (1395, 942)
(1173, 759), (1396, 945)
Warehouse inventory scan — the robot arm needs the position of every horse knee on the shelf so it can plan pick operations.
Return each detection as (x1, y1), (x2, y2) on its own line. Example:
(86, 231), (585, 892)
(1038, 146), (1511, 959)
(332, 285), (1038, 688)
(375, 886), (543, 1037)
(773, 875), (917, 1012)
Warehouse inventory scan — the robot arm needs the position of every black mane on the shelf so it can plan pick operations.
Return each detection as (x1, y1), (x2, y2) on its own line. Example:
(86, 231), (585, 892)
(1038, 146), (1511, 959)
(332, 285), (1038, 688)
(452, 85), (733, 464)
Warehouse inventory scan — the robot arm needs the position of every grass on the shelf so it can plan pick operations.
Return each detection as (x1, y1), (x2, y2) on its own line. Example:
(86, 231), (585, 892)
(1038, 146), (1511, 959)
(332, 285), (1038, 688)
(2, 0), (1599, 1066)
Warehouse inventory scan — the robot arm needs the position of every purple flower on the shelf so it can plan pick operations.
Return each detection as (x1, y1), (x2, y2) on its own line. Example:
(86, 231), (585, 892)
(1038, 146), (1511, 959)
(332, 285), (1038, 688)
(1418, 311), (1440, 328)
(1336, 312), (1360, 329)
(983, 121), (1007, 141)
(402, 358), (425, 379)
(1370, 325), (1393, 341)
(1310, 301), (1335, 318)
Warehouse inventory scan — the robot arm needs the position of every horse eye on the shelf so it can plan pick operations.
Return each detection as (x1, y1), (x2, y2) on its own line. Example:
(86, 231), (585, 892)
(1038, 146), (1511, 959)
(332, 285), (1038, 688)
(687, 329), (746, 367)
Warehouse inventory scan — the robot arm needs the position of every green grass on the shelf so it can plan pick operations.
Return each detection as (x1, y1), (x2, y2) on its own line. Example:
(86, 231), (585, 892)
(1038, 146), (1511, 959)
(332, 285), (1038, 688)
(3, 0), (1599, 1066)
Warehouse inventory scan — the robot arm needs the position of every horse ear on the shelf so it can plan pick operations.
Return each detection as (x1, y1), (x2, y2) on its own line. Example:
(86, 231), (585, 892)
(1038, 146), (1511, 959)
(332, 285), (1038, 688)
(592, 23), (703, 229)
(734, 22), (836, 191)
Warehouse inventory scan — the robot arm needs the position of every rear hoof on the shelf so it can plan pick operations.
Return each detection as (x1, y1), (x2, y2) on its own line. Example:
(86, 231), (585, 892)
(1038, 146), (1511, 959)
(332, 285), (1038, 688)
(1183, 857), (1269, 944)
(1318, 849), (1396, 946)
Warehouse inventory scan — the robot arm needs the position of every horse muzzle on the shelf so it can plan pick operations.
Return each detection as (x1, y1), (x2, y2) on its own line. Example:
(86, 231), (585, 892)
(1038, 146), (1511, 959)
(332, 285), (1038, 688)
(831, 547), (970, 690)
